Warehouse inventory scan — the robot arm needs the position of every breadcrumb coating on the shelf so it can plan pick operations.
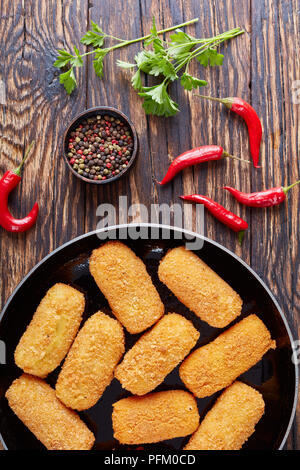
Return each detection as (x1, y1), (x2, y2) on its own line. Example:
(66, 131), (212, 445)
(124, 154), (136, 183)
(112, 390), (199, 444)
(56, 311), (125, 410)
(14, 283), (85, 378)
(184, 381), (265, 450)
(89, 241), (164, 334)
(5, 374), (95, 450)
(115, 313), (200, 395)
(158, 246), (242, 328)
(179, 314), (276, 398)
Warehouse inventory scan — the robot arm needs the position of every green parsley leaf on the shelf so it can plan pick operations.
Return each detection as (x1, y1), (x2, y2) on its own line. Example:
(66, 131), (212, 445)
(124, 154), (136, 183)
(196, 48), (224, 67)
(144, 17), (163, 50)
(148, 57), (177, 80)
(116, 60), (136, 69)
(81, 30), (105, 48)
(134, 50), (177, 80)
(91, 21), (105, 34)
(138, 83), (179, 117)
(150, 16), (157, 36)
(93, 49), (108, 78)
(134, 50), (156, 71)
(168, 29), (195, 58)
(131, 69), (142, 90)
(53, 49), (73, 68)
(180, 73), (207, 90)
(169, 29), (194, 43)
(70, 46), (83, 67)
(59, 67), (77, 94)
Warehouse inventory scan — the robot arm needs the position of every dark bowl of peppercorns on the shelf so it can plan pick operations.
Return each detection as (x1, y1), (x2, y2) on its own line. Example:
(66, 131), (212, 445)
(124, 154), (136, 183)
(63, 106), (138, 184)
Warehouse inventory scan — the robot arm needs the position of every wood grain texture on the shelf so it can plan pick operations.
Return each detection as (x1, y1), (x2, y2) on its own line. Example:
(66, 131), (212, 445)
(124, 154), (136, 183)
(0, 0), (299, 450)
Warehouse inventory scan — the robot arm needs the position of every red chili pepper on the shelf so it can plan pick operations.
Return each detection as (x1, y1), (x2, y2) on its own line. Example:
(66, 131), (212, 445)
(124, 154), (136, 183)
(196, 95), (262, 168)
(157, 145), (250, 185)
(223, 180), (300, 207)
(180, 194), (248, 244)
(0, 142), (39, 233)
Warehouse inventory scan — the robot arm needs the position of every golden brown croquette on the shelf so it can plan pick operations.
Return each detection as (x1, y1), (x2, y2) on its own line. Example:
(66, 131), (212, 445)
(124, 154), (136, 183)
(184, 381), (265, 450)
(112, 390), (199, 444)
(115, 313), (200, 395)
(89, 241), (164, 334)
(56, 311), (125, 410)
(5, 374), (95, 450)
(158, 246), (242, 328)
(179, 314), (275, 398)
(14, 283), (85, 378)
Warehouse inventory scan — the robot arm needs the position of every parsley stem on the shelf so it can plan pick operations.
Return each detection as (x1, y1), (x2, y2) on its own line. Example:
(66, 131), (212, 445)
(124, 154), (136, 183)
(106, 18), (199, 52)
(108, 35), (125, 42)
(174, 28), (244, 73)
(78, 18), (199, 59)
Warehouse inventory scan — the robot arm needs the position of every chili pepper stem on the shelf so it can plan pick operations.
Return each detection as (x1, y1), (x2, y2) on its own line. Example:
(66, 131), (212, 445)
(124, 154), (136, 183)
(282, 180), (300, 195)
(222, 151), (251, 164)
(13, 141), (35, 176)
(194, 94), (233, 109)
(238, 230), (245, 245)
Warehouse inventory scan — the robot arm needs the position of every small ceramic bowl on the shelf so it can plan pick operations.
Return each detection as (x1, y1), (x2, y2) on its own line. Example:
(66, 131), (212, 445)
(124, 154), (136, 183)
(63, 106), (138, 184)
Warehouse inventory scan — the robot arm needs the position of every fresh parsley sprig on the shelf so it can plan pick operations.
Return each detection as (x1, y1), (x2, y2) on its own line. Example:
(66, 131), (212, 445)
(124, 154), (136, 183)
(117, 20), (244, 117)
(54, 18), (244, 117)
(54, 18), (199, 97)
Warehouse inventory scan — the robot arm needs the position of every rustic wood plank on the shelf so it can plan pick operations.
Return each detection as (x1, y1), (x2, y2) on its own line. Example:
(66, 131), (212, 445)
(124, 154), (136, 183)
(181, 0), (251, 258)
(277, 0), (300, 449)
(251, 0), (300, 449)
(0, 0), (57, 310)
(84, 0), (154, 230)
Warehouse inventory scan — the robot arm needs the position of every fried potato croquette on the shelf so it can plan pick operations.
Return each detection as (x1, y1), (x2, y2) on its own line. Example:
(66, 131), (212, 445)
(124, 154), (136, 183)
(180, 314), (275, 398)
(14, 283), (85, 378)
(56, 311), (125, 410)
(158, 246), (242, 328)
(184, 381), (265, 450)
(5, 374), (95, 450)
(112, 390), (199, 444)
(115, 313), (200, 395)
(89, 241), (164, 334)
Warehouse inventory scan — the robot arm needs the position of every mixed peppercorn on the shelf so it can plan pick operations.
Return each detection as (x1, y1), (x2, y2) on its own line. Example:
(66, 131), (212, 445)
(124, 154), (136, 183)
(66, 114), (134, 181)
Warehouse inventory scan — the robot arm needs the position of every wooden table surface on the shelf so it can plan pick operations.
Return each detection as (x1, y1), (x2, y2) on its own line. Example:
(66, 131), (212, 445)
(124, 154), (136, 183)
(0, 0), (299, 450)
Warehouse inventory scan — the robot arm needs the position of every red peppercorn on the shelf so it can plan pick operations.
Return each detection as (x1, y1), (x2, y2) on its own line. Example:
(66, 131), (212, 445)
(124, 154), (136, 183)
(118, 151), (122, 156)
(106, 163), (112, 168)
(68, 144), (73, 149)
(77, 149), (83, 155)
(70, 158), (75, 165)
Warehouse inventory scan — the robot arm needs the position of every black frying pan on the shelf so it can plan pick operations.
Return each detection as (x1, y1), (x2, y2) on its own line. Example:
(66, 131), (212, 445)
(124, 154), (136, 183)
(0, 224), (298, 450)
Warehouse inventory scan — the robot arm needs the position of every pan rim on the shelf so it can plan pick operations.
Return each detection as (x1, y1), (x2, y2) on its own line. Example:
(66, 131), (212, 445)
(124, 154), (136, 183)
(0, 222), (298, 451)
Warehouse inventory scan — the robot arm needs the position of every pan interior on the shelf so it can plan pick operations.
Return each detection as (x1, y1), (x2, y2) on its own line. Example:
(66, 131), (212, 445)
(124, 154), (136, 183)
(0, 226), (296, 450)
